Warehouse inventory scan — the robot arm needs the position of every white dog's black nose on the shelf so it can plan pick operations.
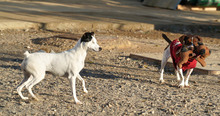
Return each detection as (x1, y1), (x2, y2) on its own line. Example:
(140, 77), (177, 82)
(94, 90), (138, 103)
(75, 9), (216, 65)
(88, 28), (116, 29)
(99, 47), (102, 51)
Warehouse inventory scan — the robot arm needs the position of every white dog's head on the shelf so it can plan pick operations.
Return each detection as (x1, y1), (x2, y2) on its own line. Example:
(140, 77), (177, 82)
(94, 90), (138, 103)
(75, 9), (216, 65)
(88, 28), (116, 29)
(80, 32), (102, 52)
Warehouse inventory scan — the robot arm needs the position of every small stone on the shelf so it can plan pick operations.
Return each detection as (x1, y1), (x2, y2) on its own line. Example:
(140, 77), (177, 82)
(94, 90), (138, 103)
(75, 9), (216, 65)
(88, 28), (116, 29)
(25, 46), (31, 49)
(24, 29), (29, 32)
(118, 57), (124, 60)
(108, 104), (112, 108)
(151, 110), (154, 114)
(208, 103), (213, 106)
(126, 58), (131, 61)
(94, 56), (98, 60)
(142, 65), (148, 68)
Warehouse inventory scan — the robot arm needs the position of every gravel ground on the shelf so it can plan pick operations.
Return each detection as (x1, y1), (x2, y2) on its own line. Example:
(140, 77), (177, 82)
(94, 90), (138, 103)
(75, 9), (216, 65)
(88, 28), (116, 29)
(0, 29), (220, 115)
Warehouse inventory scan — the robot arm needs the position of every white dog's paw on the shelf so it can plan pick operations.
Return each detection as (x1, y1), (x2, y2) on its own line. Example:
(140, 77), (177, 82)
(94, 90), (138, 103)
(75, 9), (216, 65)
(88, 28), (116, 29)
(84, 89), (88, 94)
(178, 84), (185, 88)
(76, 100), (83, 105)
(184, 84), (190, 88)
(159, 79), (165, 84)
(21, 97), (29, 100)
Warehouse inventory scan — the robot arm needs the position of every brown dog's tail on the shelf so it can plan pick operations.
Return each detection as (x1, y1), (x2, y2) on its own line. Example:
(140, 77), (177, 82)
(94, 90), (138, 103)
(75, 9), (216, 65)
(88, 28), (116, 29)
(162, 33), (172, 44)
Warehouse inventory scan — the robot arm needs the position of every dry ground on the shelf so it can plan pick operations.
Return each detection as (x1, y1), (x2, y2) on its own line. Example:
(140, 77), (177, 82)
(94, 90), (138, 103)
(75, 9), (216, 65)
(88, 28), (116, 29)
(0, 29), (220, 115)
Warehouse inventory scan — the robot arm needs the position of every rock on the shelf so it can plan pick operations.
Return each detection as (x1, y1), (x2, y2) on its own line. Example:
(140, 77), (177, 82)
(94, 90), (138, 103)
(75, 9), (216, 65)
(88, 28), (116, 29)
(25, 46), (31, 49)
(118, 57), (124, 60)
(207, 103), (213, 106)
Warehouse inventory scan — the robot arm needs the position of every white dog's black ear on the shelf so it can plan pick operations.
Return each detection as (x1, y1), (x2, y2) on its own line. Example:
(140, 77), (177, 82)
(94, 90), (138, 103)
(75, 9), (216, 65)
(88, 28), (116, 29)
(81, 32), (94, 43)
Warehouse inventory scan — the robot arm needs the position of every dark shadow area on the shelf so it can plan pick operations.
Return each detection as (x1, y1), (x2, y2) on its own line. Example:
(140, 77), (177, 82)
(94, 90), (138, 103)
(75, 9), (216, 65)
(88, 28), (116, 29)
(0, 57), (22, 63)
(0, 57), (22, 70)
(155, 24), (220, 38)
(86, 61), (159, 73)
(0, 65), (21, 70)
(80, 68), (159, 85)
(31, 34), (80, 46)
(0, 52), (23, 70)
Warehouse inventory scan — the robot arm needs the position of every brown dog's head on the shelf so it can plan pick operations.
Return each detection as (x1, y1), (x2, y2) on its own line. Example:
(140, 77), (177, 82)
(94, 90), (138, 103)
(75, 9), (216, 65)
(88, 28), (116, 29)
(179, 35), (203, 50)
(196, 45), (211, 59)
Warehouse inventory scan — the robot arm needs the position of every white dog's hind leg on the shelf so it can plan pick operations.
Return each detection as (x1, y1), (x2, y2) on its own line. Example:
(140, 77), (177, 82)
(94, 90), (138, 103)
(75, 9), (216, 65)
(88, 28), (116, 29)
(25, 73), (45, 100)
(159, 46), (171, 83)
(16, 71), (32, 100)
(175, 70), (181, 81)
(185, 68), (194, 87)
(69, 75), (82, 104)
(177, 67), (185, 88)
(77, 74), (88, 93)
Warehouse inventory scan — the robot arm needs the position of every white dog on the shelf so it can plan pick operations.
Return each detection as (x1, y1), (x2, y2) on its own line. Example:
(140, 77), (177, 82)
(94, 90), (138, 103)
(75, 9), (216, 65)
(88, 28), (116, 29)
(17, 32), (102, 104)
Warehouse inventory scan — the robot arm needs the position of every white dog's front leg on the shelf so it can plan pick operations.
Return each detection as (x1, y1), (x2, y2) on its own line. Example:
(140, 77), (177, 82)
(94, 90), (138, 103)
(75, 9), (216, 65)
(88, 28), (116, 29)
(77, 74), (88, 93)
(69, 75), (82, 104)
(185, 68), (194, 87)
(177, 67), (185, 88)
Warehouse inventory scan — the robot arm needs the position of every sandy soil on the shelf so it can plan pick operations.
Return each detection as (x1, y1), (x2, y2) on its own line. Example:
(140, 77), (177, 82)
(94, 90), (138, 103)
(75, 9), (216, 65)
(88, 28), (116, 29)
(0, 29), (220, 115)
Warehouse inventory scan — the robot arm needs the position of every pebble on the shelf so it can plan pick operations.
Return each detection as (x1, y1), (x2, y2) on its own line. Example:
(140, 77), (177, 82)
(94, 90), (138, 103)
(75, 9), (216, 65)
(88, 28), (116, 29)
(126, 58), (131, 61)
(207, 103), (213, 106)
(19, 102), (26, 106)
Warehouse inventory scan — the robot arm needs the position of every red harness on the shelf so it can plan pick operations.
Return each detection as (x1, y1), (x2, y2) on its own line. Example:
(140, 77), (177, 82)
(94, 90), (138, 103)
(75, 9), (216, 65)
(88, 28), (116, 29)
(170, 39), (197, 72)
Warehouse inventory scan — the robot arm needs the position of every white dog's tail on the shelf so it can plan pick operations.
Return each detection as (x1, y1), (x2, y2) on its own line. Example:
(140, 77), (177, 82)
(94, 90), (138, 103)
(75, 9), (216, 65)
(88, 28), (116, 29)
(24, 51), (30, 58)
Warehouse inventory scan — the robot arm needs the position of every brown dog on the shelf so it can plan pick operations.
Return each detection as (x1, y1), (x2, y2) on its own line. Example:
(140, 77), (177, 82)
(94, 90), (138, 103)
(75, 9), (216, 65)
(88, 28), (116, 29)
(179, 34), (203, 49)
(160, 34), (211, 87)
(193, 44), (211, 67)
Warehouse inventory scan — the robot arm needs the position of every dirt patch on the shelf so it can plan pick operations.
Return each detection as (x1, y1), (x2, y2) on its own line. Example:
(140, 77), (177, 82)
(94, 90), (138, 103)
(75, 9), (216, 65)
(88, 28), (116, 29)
(0, 29), (220, 115)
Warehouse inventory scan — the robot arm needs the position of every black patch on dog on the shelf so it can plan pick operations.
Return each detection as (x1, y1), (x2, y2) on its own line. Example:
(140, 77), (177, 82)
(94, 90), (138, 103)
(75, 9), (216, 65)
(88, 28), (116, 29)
(80, 32), (94, 43)
(198, 42), (203, 45)
(199, 49), (206, 56)
(183, 36), (190, 45)
(189, 53), (193, 57)
(181, 46), (188, 52)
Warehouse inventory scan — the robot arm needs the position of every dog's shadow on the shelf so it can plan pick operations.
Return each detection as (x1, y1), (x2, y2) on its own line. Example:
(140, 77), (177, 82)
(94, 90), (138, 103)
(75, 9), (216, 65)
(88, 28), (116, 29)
(80, 66), (159, 85)
(0, 56), (22, 70)
(31, 34), (80, 47)
(0, 65), (21, 70)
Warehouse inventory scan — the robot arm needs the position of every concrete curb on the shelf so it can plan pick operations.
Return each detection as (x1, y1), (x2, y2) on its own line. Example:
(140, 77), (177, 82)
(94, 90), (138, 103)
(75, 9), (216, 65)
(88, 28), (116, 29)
(42, 21), (155, 32)
(130, 53), (220, 75)
(0, 21), (41, 30)
(0, 20), (155, 32)
(0, 19), (219, 34)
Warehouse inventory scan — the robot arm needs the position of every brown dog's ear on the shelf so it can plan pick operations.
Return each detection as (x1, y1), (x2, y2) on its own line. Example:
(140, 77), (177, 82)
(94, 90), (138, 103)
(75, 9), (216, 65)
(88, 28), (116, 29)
(179, 35), (187, 44)
(195, 35), (203, 44)
(195, 35), (203, 42)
